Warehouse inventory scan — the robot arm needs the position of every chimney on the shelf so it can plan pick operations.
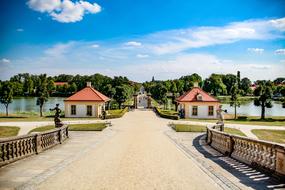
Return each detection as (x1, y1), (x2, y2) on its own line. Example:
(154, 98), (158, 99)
(86, 82), (92, 87)
(193, 82), (199, 87)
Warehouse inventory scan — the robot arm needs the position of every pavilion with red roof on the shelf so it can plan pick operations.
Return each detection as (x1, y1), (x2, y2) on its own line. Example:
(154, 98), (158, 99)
(176, 83), (220, 119)
(64, 82), (110, 118)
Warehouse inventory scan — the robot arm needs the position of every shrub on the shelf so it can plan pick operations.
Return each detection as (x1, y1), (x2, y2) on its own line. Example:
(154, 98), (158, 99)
(154, 107), (179, 120)
(237, 116), (248, 120)
(105, 107), (128, 119)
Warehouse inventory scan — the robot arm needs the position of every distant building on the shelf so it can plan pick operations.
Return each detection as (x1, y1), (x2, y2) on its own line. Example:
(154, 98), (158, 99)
(64, 82), (110, 118)
(176, 84), (220, 119)
(54, 82), (68, 86)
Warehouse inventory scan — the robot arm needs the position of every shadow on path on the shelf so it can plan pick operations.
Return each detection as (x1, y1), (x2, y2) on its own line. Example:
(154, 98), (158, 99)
(192, 134), (285, 190)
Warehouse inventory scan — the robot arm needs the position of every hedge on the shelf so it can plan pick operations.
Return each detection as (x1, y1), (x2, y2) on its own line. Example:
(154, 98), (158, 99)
(153, 107), (179, 120)
(105, 107), (128, 119)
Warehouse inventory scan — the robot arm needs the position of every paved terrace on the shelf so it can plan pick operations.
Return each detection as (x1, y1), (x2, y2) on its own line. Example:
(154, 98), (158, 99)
(0, 110), (284, 189)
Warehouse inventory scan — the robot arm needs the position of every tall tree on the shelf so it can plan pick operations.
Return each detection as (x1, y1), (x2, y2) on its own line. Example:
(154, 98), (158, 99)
(114, 85), (130, 109)
(237, 71), (241, 89)
(36, 74), (49, 117)
(0, 82), (14, 116)
(253, 82), (273, 120)
(240, 77), (252, 95)
(230, 84), (240, 119)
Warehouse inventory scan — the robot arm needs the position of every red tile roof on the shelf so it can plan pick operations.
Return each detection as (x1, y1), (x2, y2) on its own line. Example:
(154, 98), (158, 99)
(65, 86), (110, 102)
(54, 82), (68, 86)
(176, 87), (219, 102)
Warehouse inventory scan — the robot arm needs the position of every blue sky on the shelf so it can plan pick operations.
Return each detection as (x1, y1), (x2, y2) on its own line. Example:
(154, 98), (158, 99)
(0, 0), (285, 81)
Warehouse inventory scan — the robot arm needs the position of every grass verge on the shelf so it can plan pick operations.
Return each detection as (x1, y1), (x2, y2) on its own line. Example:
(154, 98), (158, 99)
(154, 107), (179, 120)
(172, 124), (246, 136)
(106, 107), (128, 119)
(251, 129), (285, 144)
(0, 126), (20, 138)
(29, 123), (107, 134)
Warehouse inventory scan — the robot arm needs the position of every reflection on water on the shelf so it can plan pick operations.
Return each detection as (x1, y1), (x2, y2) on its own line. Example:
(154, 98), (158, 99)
(0, 97), (65, 114)
(0, 97), (284, 116)
(222, 101), (285, 117)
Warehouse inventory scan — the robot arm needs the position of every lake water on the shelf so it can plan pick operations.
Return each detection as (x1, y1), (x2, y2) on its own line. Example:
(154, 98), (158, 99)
(0, 97), (65, 114)
(0, 97), (284, 116)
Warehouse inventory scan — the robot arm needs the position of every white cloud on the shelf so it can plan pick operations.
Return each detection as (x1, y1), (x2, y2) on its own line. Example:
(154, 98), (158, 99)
(275, 49), (285, 55)
(27, 0), (101, 23)
(27, 0), (61, 12)
(139, 18), (285, 54)
(247, 48), (264, 54)
(0, 58), (11, 64)
(270, 17), (285, 31)
(91, 44), (100, 48)
(16, 28), (24, 32)
(137, 54), (149, 58)
(249, 64), (271, 70)
(280, 60), (285, 63)
(44, 42), (74, 57)
(124, 41), (142, 47)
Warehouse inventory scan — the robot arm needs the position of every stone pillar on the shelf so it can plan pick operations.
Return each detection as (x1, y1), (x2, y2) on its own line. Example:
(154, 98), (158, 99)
(147, 93), (152, 108)
(275, 146), (285, 176)
(133, 94), (138, 109)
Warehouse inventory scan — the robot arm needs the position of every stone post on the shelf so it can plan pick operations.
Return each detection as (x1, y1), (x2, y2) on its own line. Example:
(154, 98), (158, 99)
(35, 134), (42, 154)
(275, 146), (285, 177)
(133, 94), (138, 109)
(147, 93), (152, 109)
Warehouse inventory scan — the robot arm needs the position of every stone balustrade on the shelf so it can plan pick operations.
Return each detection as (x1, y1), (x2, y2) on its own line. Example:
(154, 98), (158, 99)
(0, 125), (68, 167)
(207, 124), (285, 179)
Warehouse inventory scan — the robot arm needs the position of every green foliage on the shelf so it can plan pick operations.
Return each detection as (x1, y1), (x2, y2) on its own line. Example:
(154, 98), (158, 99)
(254, 81), (273, 119)
(154, 107), (179, 120)
(0, 81), (14, 116)
(230, 84), (241, 119)
(114, 85), (132, 109)
(36, 74), (49, 117)
(203, 74), (227, 96)
(240, 77), (252, 95)
(106, 107), (128, 119)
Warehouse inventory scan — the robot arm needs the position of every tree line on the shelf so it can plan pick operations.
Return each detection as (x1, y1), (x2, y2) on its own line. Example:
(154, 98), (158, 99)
(144, 73), (285, 119)
(0, 73), (140, 116)
(0, 72), (284, 119)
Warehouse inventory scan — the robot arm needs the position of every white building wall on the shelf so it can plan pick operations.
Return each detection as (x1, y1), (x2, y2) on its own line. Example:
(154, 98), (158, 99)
(67, 104), (96, 118)
(189, 105), (217, 119)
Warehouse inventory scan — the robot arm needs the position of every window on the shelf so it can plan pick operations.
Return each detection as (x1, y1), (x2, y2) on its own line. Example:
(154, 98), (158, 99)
(208, 106), (214, 116)
(71, 105), (76, 115)
(192, 106), (198, 116)
(196, 93), (203, 101)
(86, 105), (92, 116)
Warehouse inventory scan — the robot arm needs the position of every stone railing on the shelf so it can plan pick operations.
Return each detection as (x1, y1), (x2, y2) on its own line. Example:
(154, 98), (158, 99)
(206, 124), (285, 179)
(0, 125), (68, 167)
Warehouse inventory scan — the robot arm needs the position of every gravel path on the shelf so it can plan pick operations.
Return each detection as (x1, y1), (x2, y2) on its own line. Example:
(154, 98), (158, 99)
(37, 110), (222, 190)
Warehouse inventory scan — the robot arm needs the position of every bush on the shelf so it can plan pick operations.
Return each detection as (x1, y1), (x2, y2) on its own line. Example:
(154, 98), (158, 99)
(154, 107), (179, 120)
(105, 107), (128, 119)
(237, 116), (248, 120)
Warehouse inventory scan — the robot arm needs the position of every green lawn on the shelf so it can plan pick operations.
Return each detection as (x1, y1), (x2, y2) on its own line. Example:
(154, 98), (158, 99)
(0, 126), (20, 138)
(29, 123), (107, 134)
(182, 116), (285, 126)
(251, 129), (285, 144)
(172, 124), (246, 136)
(160, 109), (178, 116)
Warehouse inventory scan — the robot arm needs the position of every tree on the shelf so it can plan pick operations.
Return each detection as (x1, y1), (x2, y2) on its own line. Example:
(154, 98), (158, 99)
(0, 82), (13, 116)
(254, 82), (273, 120)
(230, 84), (240, 119)
(114, 85), (130, 109)
(203, 74), (227, 96)
(240, 77), (252, 95)
(237, 71), (241, 89)
(222, 74), (236, 94)
(36, 74), (49, 117)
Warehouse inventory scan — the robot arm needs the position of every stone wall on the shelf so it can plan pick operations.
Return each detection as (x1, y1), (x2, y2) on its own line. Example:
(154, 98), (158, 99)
(207, 124), (285, 180)
(0, 125), (69, 167)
